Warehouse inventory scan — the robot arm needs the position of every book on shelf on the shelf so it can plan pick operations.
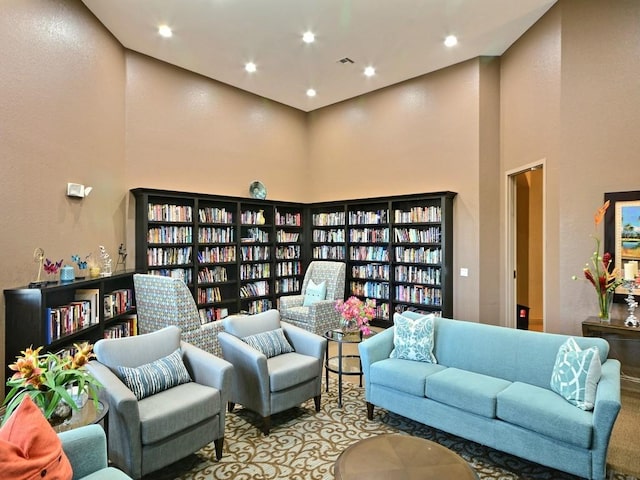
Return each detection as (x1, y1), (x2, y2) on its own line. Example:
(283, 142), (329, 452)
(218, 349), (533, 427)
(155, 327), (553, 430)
(104, 314), (138, 339)
(75, 288), (100, 324)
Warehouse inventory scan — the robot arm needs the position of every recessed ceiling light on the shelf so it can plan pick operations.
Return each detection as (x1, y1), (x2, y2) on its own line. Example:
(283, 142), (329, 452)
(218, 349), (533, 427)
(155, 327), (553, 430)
(364, 66), (376, 77)
(245, 62), (257, 73)
(302, 31), (315, 43)
(306, 88), (317, 97)
(444, 35), (458, 47)
(158, 25), (173, 38)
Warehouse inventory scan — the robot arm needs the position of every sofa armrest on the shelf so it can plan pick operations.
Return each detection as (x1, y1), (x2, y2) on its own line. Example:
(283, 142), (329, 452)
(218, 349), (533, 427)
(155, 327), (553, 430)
(279, 294), (304, 310)
(282, 321), (327, 360)
(591, 358), (622, 478)
(358, 327), (395, 378)
(59, 424), (108, 478)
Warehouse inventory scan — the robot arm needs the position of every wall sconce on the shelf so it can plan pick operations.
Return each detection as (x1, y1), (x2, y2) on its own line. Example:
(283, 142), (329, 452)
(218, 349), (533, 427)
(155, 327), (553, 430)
(67, 183), (93, 198)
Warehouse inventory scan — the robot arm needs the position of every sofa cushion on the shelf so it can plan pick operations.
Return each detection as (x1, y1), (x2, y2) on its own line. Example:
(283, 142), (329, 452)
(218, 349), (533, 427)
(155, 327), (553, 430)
(268, 352), (320, 392)
(0, 395), (73, 480)
(390, 312), (437, 363)
(497, 381), (593, 449)
(425, 367), (511, 418)
(550, 337), (601, 411)
(370, 358), (446, 397)
(138, 382), (220, 445)
(116, 348), (192, 400)
(242, 328), (294, 358)
(303, 279), (326, 306)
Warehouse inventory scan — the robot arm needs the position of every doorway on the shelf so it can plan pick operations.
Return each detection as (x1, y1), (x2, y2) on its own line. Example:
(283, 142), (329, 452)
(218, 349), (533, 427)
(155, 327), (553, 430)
(506, 163), (544, 331)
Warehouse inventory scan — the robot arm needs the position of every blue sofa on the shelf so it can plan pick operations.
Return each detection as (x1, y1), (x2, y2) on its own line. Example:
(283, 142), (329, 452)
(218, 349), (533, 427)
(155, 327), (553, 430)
(359, 312), (621, 480)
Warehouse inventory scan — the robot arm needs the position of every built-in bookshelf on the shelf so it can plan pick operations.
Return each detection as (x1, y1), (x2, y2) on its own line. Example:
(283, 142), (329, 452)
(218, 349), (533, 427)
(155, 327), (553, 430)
(4, 271), (137, 388)
(132, 188), (455, 328)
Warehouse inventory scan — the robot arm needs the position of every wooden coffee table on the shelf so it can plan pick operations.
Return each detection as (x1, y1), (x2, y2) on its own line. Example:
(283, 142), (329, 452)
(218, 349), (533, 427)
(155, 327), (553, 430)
(334, 433), (479, 480)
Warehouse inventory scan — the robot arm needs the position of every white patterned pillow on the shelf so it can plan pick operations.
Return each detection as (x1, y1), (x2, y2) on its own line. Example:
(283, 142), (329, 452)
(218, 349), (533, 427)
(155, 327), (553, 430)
(116, 348), (192, 400)
(303, 279), (327, 306)
(242, 328), (294, 358)
(390, 313), (437, 363)
(550, 337), (601, 411)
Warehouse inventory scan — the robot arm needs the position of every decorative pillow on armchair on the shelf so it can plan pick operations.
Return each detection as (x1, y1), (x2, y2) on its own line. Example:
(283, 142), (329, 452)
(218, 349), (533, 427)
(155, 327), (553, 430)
(242, 328), (294, 358)
(550, 337), (601, 410)
(390, 312), (437, 363)
(0, 395), (73, 480)
(303, 279), (327, 306)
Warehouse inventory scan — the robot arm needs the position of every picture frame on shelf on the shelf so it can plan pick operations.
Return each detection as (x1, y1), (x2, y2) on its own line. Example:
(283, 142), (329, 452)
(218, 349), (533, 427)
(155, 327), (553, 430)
(604, 190), (640, 302)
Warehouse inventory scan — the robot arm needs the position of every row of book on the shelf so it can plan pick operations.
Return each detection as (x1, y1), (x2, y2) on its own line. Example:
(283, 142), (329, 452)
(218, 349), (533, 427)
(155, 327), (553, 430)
(240, 263), (270, 280)
(240, 246), (271, 261)
(274, 278), (301, 294)
(198, 266), (229, 283)
(394, 247), (442, 264)
(375, 302), (390, 320)
(198, 307), (230, 324)
(46, 300), (96, 343)
(349, 246), (390, 262)
(240, 281), (269, 298)
(198, 227), (234, 243)
(395, 265), (441, 285)
(312, 228), (345, 243)
(351, 263), (390, 281)
(104, 316), (137, 339)
(242, 227), (269, 242)
(148, 226), (193, 244)
(147, 247), (192, 266)
(276, 230), (300, 242)
(198, 206), (233, 224)
(394, 206), (442, 224)
(148, 204), (193, 222)
(245, 299), (272, 314)
(350, 228), (390, 243)
(275, 245), (300, 260)
(197, 286), (222, 304)
(350, 281), (390, 300)
(276, 261), (301, 277)
(393, 227), (441, 244)
(240, 210), (268, 225)
(148, 268), (192, 284)
(348, 209), (389, 225)
(275, 211), (302, 226)
(312, 212), (345, 226)
(395, 285), (442, 306)
(104, 288), (134, 319)
(312, 245), (346, 260)
(197, 246), (236, 263)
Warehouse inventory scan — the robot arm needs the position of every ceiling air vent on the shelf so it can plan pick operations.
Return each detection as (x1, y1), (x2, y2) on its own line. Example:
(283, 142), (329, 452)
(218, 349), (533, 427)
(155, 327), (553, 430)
(337, 57), (355, 64)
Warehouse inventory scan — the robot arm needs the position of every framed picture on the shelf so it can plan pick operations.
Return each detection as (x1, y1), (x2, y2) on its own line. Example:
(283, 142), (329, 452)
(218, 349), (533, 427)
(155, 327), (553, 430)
(604, 190), (640, 302)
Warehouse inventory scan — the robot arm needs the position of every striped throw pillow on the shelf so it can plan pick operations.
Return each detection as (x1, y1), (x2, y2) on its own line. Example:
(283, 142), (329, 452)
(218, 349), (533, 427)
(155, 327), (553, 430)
(242, 328), (294, 358)
(116, 348), (192, 400)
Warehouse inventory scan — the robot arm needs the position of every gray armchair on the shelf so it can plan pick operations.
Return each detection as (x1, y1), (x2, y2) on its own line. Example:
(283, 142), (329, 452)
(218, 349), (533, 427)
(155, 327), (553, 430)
(87, 326), (233, 479)
(217, 309), (326, 435)
(133, 273), (224, 357)
(279, 261), (346, 335)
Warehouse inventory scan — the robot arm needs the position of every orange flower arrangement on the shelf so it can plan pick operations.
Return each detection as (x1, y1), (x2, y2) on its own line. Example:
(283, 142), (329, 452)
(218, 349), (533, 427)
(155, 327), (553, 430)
(2, 342), (102, 424)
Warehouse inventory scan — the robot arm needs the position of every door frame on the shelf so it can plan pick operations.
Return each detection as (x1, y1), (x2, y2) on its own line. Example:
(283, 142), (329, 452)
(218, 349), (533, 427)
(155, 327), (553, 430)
(505, 160), (546, 330)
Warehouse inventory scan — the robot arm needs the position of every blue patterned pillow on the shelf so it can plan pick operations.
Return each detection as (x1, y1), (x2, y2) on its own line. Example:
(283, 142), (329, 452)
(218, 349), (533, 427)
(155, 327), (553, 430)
(242, 328), (294, 358)
(303, 279), (327, 306)
(550, 337), (601, 410)
(116, 348), (192, 400)
(390, 313), (437, 363)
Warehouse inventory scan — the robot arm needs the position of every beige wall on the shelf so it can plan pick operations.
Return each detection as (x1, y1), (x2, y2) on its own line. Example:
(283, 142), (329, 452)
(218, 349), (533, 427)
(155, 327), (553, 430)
(3, 0), (640, 386)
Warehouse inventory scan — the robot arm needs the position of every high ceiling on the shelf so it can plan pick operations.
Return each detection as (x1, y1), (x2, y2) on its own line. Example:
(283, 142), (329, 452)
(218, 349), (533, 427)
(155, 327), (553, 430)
(81, 0), (557, 112)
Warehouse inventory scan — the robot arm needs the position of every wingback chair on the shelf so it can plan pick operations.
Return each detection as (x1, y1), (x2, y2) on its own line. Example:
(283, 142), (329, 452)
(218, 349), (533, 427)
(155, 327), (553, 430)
(217, 309), (326, 435)
(87, 326), (233, 479)
(278, 261), (346, 335)
(133, 273), (223, 357)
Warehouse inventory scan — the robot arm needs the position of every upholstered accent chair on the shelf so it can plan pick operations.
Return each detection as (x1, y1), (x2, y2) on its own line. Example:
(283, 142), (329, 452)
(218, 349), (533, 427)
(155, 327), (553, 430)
(278, 261), (346, 335)
(217, 309), (326, 435)
(133, 273), (223, 357)
(87, 326), (233, 479)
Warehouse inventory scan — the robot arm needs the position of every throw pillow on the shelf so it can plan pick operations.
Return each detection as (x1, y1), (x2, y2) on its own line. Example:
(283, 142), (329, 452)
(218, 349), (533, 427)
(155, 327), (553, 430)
(242, 328), (295, 358)
(0, 395), (73, 480)
(116, 348), (192, 400)
(390, 312), (437, 363)
(303, 279), (327, 306)
(550, 337), (601, 411)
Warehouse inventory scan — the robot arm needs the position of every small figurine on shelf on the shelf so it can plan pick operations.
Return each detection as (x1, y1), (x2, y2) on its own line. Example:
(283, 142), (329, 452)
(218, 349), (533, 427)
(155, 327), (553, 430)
(115, 243), (127, 272)
(99, 245), (112, 277)
(71, 254), (89, 279)
(29, 247), (47, 288)
(43, 258), (63, 285)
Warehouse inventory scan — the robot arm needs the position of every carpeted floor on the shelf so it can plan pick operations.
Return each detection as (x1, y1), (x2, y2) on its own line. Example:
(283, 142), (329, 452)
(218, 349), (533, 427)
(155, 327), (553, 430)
(143, 381), (639, 480)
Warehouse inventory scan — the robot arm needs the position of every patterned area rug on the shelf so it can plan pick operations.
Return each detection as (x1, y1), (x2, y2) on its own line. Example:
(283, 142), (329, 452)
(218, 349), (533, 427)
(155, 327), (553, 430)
(145, 381), (637, 480)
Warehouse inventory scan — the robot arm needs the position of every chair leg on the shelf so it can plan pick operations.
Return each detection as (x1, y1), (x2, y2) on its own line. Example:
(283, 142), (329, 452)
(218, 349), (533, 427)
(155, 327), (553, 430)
(314, 394), (321, 412)
(227, 401), (235, 413)
(261, 416), (271, 436)
(366, 402), (374, 420)
(214, 437), (224, 460)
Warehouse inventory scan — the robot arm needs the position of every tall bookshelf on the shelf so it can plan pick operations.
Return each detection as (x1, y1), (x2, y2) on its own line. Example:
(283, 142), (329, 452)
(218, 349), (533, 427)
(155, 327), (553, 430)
(4, 271), (137, 387)
(131, 188), (455, 328)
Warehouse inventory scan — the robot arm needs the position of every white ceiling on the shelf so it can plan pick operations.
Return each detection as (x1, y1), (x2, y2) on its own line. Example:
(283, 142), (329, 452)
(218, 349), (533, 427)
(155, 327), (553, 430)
(81, 0), (557, 112)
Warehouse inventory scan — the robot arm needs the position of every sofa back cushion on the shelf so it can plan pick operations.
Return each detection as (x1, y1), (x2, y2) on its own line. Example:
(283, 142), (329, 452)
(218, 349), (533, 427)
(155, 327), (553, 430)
(433, 318), (610, 389)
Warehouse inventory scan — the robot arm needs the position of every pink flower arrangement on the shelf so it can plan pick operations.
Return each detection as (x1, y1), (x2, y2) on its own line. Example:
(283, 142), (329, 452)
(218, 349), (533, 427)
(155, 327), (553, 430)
(335, 296), (376, 336)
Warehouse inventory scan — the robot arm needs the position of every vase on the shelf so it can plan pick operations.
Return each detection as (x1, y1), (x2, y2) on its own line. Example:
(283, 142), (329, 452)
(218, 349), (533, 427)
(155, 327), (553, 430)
(340, 317), (359, 336)
(598, 291), (614, 324)
(40, 391), (73, 427)
(256, 210), (266, 225)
